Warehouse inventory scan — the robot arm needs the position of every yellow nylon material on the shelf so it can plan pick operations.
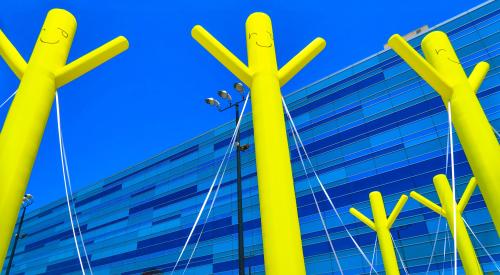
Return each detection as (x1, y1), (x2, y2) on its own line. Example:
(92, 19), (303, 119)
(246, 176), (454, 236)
(0, 9), (128, 269)
(350, 192), (408, 275)
(389, 31), (500, 236)
(433, 175), (483, 274)
(192, 12), (326, 274)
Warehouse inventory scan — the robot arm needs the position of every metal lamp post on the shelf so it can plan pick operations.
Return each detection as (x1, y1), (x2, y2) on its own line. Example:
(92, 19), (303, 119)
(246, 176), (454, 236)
(5, 194), (34, 275)
(205, 82), (249, 275)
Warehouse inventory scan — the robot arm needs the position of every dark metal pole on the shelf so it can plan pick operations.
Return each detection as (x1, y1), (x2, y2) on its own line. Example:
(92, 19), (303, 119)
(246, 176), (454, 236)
(206, 87), (247, 274)
(235, 102), (245, 275)
(5, 206), (26, 275)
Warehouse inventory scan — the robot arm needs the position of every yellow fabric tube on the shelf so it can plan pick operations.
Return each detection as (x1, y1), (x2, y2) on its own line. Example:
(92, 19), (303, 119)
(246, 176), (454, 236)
(350, 192), (408, 275)
(410, 191), (445, 216)
(410, 175), (483, 274)
(246, 13), (305, 274)
(192, 12), (326, 274)
(457, 177), (477, 213)
(389, 31), (500, 235)
(433, 175), (483, 274)
(0, 9), (128, 269)
(0, 30), (27, 79)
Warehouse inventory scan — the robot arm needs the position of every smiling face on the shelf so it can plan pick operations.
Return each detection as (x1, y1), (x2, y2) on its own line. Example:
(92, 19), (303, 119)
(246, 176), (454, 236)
(246, 12), (278, 73)
(422, 31), (467, 84)
(248, 30), (274, 48)
(31, 9), (77, 70)
(39, 27), (70, 45)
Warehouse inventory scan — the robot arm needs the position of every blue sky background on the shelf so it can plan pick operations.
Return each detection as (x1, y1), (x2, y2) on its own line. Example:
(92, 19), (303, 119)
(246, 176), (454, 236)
(0, 0), (485, 210)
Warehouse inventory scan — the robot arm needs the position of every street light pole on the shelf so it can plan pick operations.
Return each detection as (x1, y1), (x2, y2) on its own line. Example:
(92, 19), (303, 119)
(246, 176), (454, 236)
(5, 194), (33, 275)
(234, 101), (245, 275)
(206, 83), (249, 275)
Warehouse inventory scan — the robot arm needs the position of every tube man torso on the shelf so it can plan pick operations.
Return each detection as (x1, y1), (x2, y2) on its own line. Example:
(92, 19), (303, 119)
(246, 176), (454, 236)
(350, 192), (408, 275)
(0, 9), (128, 268)
(192, 12), (325, 274)
(411, 175), (483, 274)
(388, 31), (500, 236)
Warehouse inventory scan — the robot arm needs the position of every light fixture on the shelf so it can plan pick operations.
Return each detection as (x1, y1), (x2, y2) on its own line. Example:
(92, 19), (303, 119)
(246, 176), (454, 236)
(217, 90), (232, 101)
(204, 97), (220, 108)
(22, 194), (34, 207)
(239, 144), (250, 151)
(233, 82), (245, 94)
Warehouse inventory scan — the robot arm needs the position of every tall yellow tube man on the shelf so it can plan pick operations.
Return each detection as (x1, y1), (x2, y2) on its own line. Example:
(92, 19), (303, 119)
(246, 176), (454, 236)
(0, 9), (128, 268)
(349, 192), (408, 275)
(410, 175), (483, 274)
(192, 12), (325, 274)
(388, 31), (500, 235)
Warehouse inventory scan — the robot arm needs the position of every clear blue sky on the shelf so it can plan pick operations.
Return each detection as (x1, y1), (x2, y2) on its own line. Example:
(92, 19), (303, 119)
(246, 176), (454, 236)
(0, 0), (485, 210)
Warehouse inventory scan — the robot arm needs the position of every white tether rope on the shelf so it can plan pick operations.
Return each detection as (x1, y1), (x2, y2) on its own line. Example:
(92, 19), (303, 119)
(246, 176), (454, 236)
(181, 171), (225, 275)
(424, 122), (452, 274)
(282, 97), (378, 274)
(0, 90), (16, 110)
(390, 233), (409, 275)
(181, 103), (247, 274)
(61, 141), (94, 274)
(442, 224), (449, 273)
(56, 92), (88, 274)
(289, 119), (344, 275)
(492, 126), (500, 138)
(462, 217), (500, 272)
(445, 128), (450, 176)
(447, 101), (458, 275)
(370, 236), (377, 275)
(425, 216), (442, 274)
(171, 94), (249, 274)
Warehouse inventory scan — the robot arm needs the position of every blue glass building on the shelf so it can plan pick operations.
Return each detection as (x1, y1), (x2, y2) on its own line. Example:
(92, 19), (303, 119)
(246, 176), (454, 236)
(3, 1), (499, 274)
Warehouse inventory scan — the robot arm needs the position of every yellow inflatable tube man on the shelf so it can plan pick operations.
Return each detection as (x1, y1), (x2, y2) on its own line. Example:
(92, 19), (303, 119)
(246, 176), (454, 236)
(411, 175), (482, 274)
(350, 192), (408, 275)
(192, 12), (325, 275)
(0, 9), (128, 268)
(388, 31), (500, 235)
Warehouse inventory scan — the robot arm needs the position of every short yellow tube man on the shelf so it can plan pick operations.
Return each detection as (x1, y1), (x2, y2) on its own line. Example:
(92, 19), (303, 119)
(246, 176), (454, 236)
(191, 12), (325, 274)
(349, 192), (408, 274)
(410, 175), (483, 274)
(388, 31), (500, 235)
(0, 9), (128, 268)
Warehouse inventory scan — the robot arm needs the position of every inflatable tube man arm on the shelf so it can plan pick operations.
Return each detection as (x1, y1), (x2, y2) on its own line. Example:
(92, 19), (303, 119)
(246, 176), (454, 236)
(387, 195), (409, 228)
(55, 36), (129, 88)
(278, 38), (326, 87)
(457, 177), (478, 213)
(410, 176), (477, 215)
(468, 62), (489, 94)
(0, 29), (27, 79)
(388, 34), (452, 101)
(410, 191), (446, 216)
(349, 194), (408, 230)
(191, 25), (252, 86)
(349, 208), (375, 231)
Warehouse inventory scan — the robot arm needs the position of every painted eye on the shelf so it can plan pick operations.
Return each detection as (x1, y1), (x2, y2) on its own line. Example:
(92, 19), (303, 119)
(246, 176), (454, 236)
(58, 28), (68, 38)
(267, 31), (273, 40)
(249, 32), (257, 39)
(435, 49), (446, 54)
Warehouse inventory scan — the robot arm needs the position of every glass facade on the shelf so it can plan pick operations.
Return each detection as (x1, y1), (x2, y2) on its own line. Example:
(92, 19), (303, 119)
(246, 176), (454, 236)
(3, 1), (499, 274)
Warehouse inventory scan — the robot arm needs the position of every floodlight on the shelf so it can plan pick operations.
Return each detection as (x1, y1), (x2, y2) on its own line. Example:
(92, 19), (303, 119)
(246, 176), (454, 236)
(204, 97), (220, 108)
(233, 82), (245, 94)
(217, 90), (232, 101)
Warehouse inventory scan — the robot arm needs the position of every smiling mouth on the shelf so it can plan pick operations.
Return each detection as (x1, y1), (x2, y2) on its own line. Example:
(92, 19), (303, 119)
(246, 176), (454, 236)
(40, 38), (60, 44)
(256, 42), (272, 48)
(448, 58), (460, 64)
